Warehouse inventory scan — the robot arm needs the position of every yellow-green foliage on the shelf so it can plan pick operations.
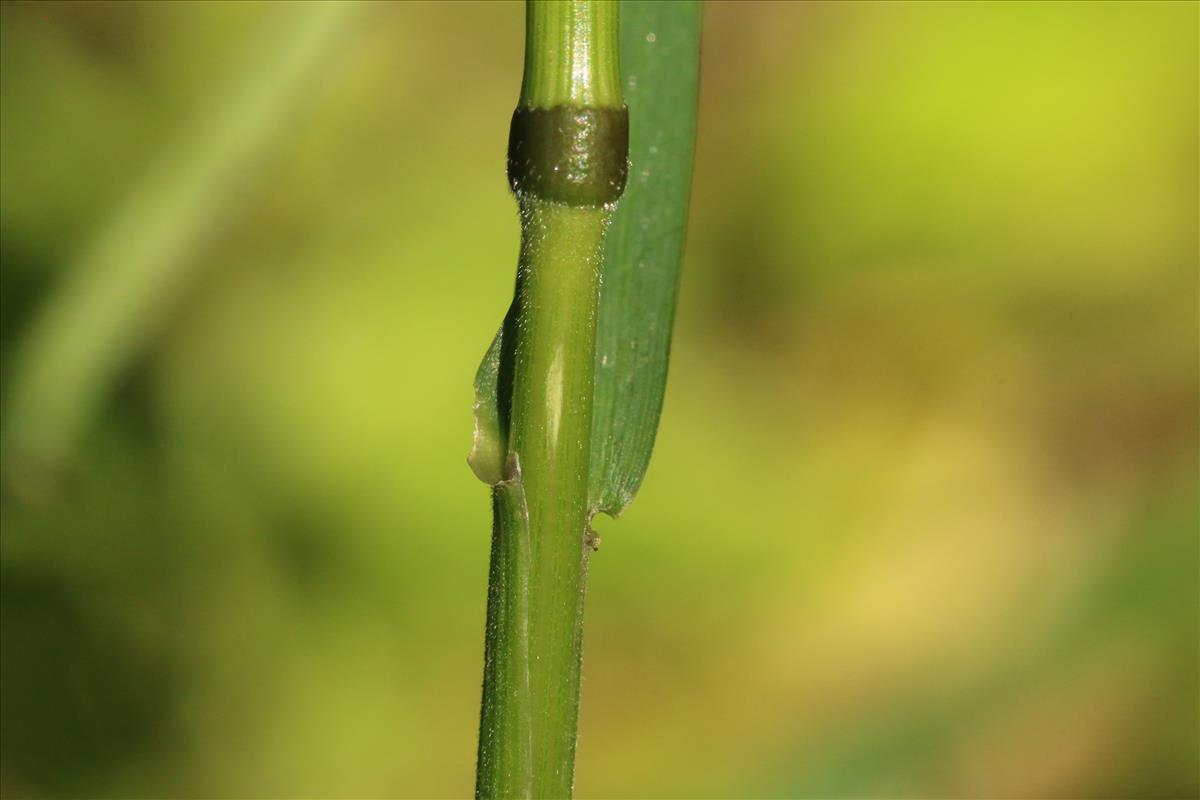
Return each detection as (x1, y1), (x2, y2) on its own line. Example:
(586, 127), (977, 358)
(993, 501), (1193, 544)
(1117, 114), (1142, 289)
(0, 2), (1195, 798)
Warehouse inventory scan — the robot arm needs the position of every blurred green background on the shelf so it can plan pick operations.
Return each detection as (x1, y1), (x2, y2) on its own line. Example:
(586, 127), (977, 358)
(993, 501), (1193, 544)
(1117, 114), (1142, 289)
(1, 1), (1196, 797)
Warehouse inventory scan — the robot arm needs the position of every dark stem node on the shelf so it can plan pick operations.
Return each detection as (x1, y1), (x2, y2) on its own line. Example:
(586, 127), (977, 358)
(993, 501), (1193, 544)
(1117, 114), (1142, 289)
(507, 105), (629, 207)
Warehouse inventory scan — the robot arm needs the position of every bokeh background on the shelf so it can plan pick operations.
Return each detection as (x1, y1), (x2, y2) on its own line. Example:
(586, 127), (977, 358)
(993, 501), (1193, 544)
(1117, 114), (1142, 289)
(1, 2), (1197, 798)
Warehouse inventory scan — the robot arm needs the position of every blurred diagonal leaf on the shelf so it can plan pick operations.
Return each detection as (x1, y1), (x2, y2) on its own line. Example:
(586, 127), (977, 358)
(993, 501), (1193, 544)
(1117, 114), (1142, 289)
(1, 2), (360, 487)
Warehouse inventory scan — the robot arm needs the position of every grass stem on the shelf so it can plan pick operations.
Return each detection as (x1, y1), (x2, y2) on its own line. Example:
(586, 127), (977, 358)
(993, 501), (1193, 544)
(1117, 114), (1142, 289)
(475, 3), (626, 798)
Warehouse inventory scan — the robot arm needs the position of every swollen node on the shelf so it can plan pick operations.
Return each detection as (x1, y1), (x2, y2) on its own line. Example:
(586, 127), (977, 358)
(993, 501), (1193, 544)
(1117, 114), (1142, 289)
(507, 105), (629, 208)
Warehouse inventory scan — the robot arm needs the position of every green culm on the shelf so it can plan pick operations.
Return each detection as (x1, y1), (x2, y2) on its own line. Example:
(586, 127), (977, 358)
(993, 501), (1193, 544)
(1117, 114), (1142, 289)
(470, 1), (701, 798)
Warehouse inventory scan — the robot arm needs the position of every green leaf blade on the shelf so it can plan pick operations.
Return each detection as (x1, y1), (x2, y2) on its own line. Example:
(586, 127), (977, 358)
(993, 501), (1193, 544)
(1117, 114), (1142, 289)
(587, 0), (701, 517)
